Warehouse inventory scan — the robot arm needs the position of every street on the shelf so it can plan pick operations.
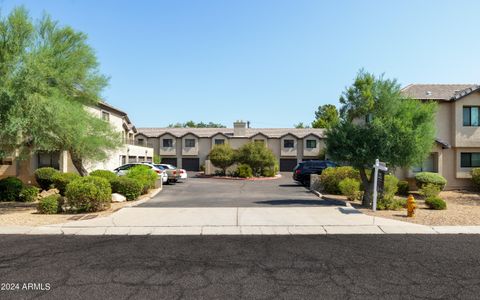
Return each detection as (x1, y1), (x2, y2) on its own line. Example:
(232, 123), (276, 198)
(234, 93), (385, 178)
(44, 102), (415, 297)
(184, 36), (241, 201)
(0, 235), (479, 299)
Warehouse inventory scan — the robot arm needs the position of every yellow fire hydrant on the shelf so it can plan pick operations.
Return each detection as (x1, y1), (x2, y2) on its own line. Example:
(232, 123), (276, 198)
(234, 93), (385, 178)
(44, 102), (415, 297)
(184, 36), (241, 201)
(407, 194), (416, 217)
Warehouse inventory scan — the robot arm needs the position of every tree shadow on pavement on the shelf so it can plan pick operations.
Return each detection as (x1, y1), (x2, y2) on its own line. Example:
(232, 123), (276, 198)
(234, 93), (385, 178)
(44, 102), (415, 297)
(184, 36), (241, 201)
(254, 199), (346, 206)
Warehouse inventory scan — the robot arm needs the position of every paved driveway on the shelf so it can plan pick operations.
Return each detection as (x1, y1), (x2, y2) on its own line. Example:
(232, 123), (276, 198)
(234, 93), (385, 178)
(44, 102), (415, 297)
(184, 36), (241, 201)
(140, 173), (343, 207)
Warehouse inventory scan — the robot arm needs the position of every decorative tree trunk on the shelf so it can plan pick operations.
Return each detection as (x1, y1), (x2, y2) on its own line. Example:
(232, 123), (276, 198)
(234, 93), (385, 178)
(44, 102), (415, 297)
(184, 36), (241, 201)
(359, 168), (372, 207)
(69, 150), (88, 176)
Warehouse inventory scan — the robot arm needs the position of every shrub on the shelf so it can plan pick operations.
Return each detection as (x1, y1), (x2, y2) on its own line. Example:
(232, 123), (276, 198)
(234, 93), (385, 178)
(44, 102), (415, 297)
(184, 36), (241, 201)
(471, 168), (480, 190)
(37, 194), (61, 214)
(415, 172), (447, 190)
(338, 178), (361, 201)
(262, 162), (279, 177)
(237, 164), (253, 178)
(235, 142), (277, 176)
(0, 176), (24, 201)
(111, 177), (143, 201)
(126, 165), (157, 194)
(52, 172), (81, 196)
(377, 197), (406, 210)
(319, 166), (360, 194)
(397, 180), (409, 196)
(90, 170), (117, 183)
(209, 144), (235, 175)
(419, 183), (441, 199)
(19, 185), (40, 202)
(65, 176), (111, 212)
(34, 167), (59, 190)
(383, 175), (399, 200)
(425, 196), (447, 210)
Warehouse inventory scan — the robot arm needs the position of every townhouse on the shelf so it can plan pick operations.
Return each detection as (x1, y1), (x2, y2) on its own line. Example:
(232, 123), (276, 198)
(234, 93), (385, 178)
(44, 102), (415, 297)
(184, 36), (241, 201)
(398, 84), (480, 189)
(135, 121), (326, 172)
(0, 102), (153, 183)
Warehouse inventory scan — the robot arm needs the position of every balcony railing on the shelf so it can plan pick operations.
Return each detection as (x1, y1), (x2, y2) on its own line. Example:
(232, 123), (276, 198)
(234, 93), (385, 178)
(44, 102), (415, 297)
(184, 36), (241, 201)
(124, 140), (154, 148)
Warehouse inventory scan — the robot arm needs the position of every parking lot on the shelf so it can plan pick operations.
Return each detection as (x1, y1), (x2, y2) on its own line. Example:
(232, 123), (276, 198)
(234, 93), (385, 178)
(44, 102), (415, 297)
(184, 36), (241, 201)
(139, 172), (344, 207)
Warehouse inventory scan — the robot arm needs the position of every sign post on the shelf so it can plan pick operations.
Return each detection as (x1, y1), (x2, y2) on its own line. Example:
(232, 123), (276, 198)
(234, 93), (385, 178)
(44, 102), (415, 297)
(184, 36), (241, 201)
(372, 159), (388, 212)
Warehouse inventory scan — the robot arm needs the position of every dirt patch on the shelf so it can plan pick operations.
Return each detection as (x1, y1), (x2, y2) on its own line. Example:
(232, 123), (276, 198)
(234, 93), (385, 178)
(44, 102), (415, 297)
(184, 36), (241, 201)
(346, 190), (480, 226)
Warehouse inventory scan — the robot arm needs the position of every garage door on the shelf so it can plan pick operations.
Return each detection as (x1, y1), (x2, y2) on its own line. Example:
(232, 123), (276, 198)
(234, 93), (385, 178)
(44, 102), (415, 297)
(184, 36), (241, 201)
(280, 159), (298, 172)
(182, 158), (200, 171)
(161, 157), (178, 167)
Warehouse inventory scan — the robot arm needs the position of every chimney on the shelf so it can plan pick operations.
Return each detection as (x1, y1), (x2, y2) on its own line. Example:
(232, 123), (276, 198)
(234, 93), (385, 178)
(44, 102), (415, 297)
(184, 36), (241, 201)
(233, 120), (247, 136)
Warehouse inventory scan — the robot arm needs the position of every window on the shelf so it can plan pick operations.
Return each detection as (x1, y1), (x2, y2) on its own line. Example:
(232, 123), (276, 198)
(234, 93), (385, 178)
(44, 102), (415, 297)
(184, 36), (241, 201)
(283, 139), (294, 148)
(37, 151), (60, 169)
(254, 139), (265, 144)
(128, 156), (137, 163)
(306, 139), (317, 149)
(185, 139), (196, 147)
(162, 139), (173, 147)
(461, 153), (480, 168)
(146, 157), (153, 163)
(214, 139), (225, 145)
(137, 138), (144, 146)
(102, 111), (110, 121)
(412, 153), (436, 173)
(463, 107), (480, 126)
(0, 156), (13, 165)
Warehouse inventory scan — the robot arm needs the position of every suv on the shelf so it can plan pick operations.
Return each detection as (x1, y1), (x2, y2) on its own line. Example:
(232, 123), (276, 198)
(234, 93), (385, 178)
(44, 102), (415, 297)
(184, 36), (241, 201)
(293, 160), (338, 185)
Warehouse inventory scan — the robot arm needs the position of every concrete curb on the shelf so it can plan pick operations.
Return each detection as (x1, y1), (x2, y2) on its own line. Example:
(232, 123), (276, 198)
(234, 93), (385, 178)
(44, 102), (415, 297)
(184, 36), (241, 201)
(123, 187), (162, 208)
(310, 190), (353, 208)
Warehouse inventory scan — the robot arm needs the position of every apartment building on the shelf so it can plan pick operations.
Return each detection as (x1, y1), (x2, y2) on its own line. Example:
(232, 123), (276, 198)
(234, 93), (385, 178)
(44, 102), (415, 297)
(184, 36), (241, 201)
(398, 84), (480, 189)
(0, 102), (153, 183)
(135, 121), (325, 172)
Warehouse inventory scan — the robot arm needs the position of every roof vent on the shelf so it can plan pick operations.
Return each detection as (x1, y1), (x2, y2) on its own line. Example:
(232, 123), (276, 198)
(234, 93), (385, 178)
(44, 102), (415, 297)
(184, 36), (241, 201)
(426, 91), (432, 96)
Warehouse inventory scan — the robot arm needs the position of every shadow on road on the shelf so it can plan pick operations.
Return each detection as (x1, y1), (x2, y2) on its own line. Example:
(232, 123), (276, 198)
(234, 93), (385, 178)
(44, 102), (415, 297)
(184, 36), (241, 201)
(254, 199), (346, 206)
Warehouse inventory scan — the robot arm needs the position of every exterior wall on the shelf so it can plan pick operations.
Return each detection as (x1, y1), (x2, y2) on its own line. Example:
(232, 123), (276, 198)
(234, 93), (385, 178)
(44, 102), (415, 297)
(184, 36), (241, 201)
(198, 138), (211, 166)
(302, 135), (322, 157)
(435, 101), (453, 144)
(454, 93), (480, 147)
(280, 135), (297, 157)
(84, 145), (153, 172)
(159, 134), (177, 156)
(210, 134), (228, 149)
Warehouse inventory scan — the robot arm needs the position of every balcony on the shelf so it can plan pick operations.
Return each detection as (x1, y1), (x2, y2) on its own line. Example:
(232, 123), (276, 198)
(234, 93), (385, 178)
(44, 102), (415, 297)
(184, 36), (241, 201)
(124, 139), (155, 148)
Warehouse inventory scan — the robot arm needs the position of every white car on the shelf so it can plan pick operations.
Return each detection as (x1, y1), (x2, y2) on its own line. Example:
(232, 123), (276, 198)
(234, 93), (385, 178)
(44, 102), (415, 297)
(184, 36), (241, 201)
(114, 163), (168, 183)
(158, 164), (188, 180)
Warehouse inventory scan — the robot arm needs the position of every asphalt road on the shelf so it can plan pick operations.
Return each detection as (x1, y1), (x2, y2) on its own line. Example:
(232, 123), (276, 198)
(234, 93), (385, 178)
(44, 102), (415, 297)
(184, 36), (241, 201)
(140, 173), (344, 207)
(0, 235), (479, 299)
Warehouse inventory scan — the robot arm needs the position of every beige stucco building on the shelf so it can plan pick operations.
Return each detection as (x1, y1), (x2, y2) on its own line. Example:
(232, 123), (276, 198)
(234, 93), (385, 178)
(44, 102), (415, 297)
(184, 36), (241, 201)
(135, 121), (325, 172)
(0, 102), (153, 184)
(398, 84), (480, 189)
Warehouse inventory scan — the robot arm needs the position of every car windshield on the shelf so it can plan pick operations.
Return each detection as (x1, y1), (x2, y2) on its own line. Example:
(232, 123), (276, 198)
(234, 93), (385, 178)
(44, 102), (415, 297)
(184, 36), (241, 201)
(154, 165), (166, 170)
(161, 164), (176, 169)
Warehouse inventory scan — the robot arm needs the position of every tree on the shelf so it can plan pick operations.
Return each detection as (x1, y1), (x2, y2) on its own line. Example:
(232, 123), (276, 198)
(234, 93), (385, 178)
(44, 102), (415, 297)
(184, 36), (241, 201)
(209, 144), (235, 175)
(326, 70), (436, 206)
(153, 154), (162, 164)
(293, 122), (310, 128)
(235, 142), (277, 176)
(168, 121), (226, 128)
(311, 104), (339, 128)
(0, 8), (120, 175)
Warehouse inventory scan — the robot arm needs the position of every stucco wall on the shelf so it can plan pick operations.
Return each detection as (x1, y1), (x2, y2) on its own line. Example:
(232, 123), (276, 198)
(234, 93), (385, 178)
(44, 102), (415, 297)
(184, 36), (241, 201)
(454, 93), (480, 147)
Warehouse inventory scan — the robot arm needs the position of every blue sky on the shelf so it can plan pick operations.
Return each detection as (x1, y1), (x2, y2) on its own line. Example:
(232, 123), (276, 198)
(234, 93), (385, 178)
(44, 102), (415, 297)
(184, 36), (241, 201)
(2, 0), (480, 128)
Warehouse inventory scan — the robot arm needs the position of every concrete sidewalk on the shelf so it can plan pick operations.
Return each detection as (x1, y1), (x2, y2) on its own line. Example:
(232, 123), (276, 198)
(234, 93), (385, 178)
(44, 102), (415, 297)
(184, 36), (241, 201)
(1, 206), (479, 235)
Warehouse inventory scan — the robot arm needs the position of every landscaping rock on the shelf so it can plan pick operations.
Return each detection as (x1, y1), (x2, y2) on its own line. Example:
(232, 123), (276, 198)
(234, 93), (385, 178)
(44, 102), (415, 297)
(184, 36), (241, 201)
(111, 193), (126, 203)
(39, 188), (60, 199)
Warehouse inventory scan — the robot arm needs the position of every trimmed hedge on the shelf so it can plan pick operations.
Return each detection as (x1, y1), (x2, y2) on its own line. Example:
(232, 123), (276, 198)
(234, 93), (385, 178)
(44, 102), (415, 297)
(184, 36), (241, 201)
(19, 185), (40, 202)
(425, 196), (447, 210)
(0, 176), (24, 201)
(37, 194), (61, 214)
(34, 167), (59, 190)
(126, 165), (157, 194)
(90, 170), (117, 183)
(65, 176), (111, 212)
(397, 180), (409, 196)
(415, 172), (447, 190)
(111, 177), (143, 201)
(319, 167), (360, 194)
(52, 172), (80, 196)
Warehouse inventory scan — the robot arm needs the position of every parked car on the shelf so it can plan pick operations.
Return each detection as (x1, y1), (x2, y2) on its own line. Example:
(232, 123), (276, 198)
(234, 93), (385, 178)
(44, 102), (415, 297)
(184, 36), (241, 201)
(157, 164), (188, 180)
(293, 160), (338, 185)
(114, 163), (168, 183)
(153, 164), (179, 184)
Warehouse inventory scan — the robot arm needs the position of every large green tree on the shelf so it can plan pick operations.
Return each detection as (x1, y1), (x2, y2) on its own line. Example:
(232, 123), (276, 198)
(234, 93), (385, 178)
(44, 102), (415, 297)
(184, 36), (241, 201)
(311, 104), (339, 128)
(0, 8), (120, 175)
(168, 121), (226, 128)
(326, 70), (436, 206)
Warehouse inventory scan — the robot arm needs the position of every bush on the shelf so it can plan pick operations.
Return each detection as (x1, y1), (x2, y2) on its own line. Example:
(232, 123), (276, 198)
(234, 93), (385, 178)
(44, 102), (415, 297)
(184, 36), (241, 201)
(126, 165), (157, 194)
(19, 185), (40, 202)
(319, 166), (360, 194)
(37, 194), (61, 214)
(383, 175), (399, 200)
(0, 177), (24, 201)
(377, 197), (406, 210)
(419, 183), (441, 199)
(235, 142), (277, 176)
(425, 196), (447, 210)
(111, 177), (143, 201)
(236, 164), (253, 178)
(52, 172), (80, 196)
(471, 168), (480, 190)
(209, 144), (235, 175)
(338, 178), (361, 201)
(397, 180), (409, 196)
(34, 167), (59, 190)
(65, 176), (111, 212)
(90, 170), (117, 183)
(415, 172), (447, 190)
(262, 161), (279, 177)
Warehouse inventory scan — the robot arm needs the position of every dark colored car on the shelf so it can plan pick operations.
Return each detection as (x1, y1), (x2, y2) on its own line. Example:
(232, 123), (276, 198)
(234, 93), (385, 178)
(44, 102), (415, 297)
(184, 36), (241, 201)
(293, 160), (338, 185)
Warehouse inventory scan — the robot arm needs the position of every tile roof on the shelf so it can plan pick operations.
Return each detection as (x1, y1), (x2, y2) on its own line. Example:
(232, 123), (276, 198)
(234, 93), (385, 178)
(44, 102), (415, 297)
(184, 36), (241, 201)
(136, 127), (326, 138)
(401, 84), (480, 101)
